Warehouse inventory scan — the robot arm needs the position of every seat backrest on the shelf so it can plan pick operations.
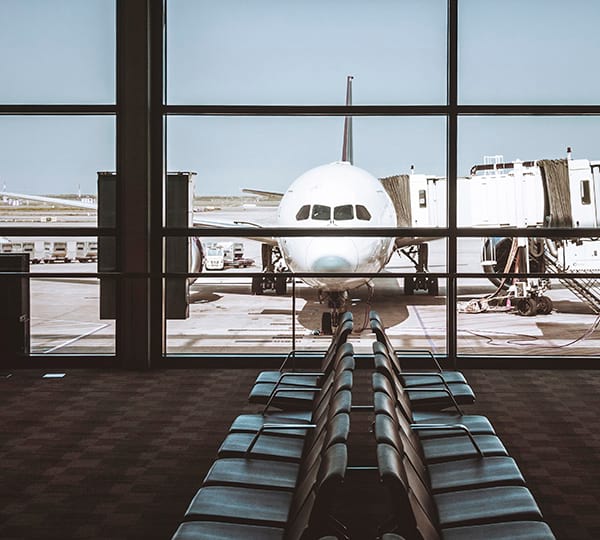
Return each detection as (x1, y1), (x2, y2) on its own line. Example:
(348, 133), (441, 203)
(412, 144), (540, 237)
(285, 443), (347, 540)
(369, 309), (382, 324)
(319, 324), (354, 373)
(376, 443), (417, 534)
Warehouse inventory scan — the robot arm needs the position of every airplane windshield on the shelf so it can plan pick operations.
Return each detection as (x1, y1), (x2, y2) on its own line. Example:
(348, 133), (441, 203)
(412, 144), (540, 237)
(334, 205), (354, 220)
(311, 205), (331, 220)
(356, 205), (372, 221)
(296, 205), (310, 220)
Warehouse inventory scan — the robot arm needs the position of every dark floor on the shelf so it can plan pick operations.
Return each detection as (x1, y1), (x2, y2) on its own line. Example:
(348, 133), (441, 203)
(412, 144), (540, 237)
(1, 368), (599, 540)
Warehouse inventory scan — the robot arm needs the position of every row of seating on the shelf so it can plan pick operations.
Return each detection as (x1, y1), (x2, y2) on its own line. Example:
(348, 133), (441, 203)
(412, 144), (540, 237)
(371, 312), (556, 540)
(171, 317), (355, 540)
(171, 311), (555, 539)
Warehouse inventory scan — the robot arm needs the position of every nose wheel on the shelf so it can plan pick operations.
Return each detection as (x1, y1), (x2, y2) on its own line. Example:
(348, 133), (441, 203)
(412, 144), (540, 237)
(321, 312), (333, 335)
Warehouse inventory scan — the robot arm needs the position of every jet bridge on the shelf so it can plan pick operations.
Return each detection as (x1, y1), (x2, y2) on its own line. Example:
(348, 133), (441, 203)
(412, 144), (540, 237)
(98, 171), (196, 320)
(474, 154), (600, 315)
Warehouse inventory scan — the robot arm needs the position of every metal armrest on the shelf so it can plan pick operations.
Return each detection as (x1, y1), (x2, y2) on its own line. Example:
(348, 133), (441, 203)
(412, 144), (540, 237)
(402, 386), (464, 416)
(266, 372), (324, 402)
(273, 371), (324, 386)
(410, 423), (484, 457)
(399, 371), (456, 398)
(394, 348), (443, 373)
(245, 423), (316, 456)
(262, 387), (319, 415)
(277, 349), (328, 372)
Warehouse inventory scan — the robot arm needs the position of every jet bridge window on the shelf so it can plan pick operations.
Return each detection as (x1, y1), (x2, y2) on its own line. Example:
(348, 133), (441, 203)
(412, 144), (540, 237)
(334, 205), (354, 220)
(356, 205), (372, 221)
(311, 205), (331, 220)
(581, 180), (591, 205)
(296, 205), (310, 220)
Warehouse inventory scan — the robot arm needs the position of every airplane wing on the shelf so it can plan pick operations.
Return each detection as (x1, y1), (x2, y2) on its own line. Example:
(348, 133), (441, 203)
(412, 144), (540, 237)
(241, 188), (284, 200)
(0, 191), (97, 210)
(192, 216), (278, 246)
(394, 236), (440, 249)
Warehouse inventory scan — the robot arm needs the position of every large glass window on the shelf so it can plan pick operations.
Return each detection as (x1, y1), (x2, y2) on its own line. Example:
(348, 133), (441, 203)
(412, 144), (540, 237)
(0, 0), (115, 104)
(166, 0), (447, 105)
(459, 0), (600, 105)
(0, 2), (116, 361)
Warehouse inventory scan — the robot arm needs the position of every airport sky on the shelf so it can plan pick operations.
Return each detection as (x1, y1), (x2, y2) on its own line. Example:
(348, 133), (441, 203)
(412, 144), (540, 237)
(1, 0), (600, 196)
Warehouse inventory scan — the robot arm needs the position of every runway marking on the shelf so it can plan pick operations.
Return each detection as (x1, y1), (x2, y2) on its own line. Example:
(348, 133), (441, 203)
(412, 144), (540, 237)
(43, 323), (110, 354)
(410, 305), (438, 354)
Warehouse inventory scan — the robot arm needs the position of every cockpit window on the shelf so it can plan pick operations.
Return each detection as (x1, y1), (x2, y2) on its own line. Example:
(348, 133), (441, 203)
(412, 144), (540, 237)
(356, 205), (372, 221)
(296, 204), (310, 221)
(311, 204), (331, 220)
(334, 205), (354, 220)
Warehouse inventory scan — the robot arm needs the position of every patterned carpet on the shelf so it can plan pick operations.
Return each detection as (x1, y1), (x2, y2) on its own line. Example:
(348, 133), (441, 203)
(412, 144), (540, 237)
(1, 368), (599, 539)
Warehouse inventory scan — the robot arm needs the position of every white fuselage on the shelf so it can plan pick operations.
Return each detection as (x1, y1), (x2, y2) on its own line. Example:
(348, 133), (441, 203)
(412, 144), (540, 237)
(277, 161), (397, 292)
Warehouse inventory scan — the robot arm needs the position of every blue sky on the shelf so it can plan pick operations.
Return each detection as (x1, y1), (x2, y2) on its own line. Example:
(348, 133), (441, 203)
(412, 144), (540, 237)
(1, 0), (600, 195)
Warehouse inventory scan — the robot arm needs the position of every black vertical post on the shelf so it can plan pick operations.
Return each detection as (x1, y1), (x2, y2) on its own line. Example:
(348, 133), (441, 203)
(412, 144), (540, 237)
(447, 0), (458, 368)
(116, 0), (152, 368)
(150, 0), (165, 366)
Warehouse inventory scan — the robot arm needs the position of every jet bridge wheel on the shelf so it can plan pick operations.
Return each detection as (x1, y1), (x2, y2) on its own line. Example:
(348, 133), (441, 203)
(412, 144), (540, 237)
(536, 295), (553, 315)
(516, 297), (537, 316)
(404, 277), (415, 295)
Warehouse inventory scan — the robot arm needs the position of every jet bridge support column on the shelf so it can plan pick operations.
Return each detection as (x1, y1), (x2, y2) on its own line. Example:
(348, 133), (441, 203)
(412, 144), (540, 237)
(165, 172), (195, 319)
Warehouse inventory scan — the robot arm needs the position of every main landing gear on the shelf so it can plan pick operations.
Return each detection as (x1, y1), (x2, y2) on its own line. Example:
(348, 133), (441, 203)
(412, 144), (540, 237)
(251, 243), (288, 296)
(400, 243), (439, 296)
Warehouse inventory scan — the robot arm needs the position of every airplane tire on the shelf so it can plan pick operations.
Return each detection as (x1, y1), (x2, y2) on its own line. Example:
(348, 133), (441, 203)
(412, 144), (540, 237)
(322, 312), (333, 335)
(404, 276), (415, 295)
(537, 295), (553, 315)
(275, 275), (287, 295)
(251, 276), (263, 295)
(516, 297), (537, 316)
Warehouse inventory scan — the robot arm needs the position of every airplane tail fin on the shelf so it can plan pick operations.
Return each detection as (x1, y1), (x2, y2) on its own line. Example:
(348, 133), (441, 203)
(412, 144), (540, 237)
(341, 75), (354, 164)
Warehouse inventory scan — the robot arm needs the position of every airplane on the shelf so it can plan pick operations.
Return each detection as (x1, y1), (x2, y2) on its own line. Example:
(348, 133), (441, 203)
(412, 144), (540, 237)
(0, 77), (439, 334)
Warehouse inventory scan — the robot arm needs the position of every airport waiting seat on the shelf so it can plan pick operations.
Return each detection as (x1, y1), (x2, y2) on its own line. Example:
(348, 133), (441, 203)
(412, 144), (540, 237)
(373, 385), (508, 465)
(372, 355), (492, 437)
(369, 311), (468, 386)
(248, 342), (355, 408)
(218, 365), (352, 462)
(173, 443), (348, 540)
(205, 391), (351, 490)
(372, 342), (475, 410)
(252, 313), (353, 388)
(376, 442), (552, 538)
(374, 407), (524, 494)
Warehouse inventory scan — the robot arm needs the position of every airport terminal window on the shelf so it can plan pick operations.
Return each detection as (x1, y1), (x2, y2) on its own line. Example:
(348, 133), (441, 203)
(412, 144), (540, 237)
(166, 0), (447, 105)
(0, 0), (115, 104)
(0, 2), (116, 363)
(459, 0), (600, 105)
(4, 1), (598, 364)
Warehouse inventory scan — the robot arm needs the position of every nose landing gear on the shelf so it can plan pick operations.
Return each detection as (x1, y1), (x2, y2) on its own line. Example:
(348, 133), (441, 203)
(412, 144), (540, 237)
(319, 290), (348, 335)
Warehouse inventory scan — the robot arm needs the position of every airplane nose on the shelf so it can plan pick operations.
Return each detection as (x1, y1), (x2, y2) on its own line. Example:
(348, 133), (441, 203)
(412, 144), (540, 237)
(311, 255), (354, 273)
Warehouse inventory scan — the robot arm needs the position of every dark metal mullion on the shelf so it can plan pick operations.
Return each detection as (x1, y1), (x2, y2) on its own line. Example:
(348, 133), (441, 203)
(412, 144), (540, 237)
(0, 228), (115, 236)
(160, 105), (600, 117)
(0, 105), (116, 115)
(447, 0), (458, 367)
(164, 105), (448, 116)
(149, 0), (165, 366)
